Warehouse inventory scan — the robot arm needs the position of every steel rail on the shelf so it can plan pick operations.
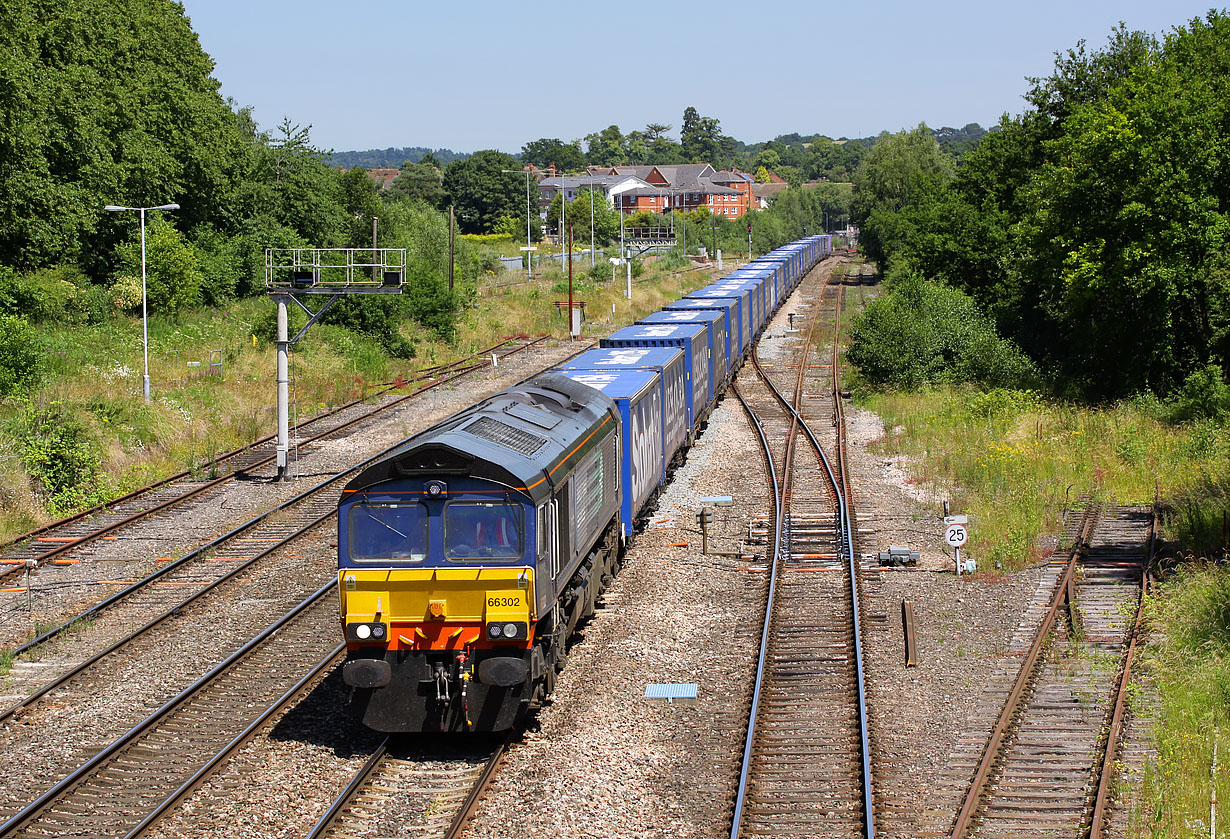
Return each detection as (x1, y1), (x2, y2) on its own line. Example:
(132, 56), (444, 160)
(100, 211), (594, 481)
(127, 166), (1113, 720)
(304, 739), (391, 839)
(747, 289), (875, 839)
(1088, 506), (1156, 839)
(123, 644), (346, 839)
(948, 505), (1101, 839)
(727, 381), (784, 839)
(0, 580), (337, 838)
(443, 733), (516, 839)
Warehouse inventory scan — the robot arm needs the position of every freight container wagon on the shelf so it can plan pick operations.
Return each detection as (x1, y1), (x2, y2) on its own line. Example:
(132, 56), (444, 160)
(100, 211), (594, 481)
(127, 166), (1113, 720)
(639, 309), (730, 389)
(601, 323), (712, 429)
(557, 347), (687, 464)
(709, 279), (767, 337)
(553, 369), (664, 540)
(664, 297), (742, 363)
(690, 284), (752, 352)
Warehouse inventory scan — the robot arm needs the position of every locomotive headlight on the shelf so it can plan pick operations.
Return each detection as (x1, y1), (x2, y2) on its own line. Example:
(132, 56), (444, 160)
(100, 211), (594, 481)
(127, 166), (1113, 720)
(503, 623), (519, 638)
(371, 623), (386, 639)
(355, 624), (371, 640)
(488, 624), (503, 638)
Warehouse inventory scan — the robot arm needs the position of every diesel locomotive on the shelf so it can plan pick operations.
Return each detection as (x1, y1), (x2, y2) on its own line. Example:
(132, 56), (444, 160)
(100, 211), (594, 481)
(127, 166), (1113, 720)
(338, 235), (833, 732)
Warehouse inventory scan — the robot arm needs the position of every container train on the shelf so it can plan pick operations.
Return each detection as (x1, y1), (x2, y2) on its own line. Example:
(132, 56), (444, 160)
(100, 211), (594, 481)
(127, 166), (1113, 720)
(337, 235), (833, 732)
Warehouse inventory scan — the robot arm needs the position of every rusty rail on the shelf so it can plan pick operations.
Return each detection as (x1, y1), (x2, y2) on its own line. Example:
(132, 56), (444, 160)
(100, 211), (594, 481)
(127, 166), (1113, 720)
(949, 505), (1100, 839)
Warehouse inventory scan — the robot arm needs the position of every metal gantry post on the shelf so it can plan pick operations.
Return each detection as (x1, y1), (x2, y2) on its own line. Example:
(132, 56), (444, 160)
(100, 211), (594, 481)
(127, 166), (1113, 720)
(275, 294), (290, 479)
(139, 208), (150, 402)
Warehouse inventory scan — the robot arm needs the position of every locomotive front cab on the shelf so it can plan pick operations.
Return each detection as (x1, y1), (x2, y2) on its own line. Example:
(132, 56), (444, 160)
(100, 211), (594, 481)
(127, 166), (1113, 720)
(338, 477), (542, 732)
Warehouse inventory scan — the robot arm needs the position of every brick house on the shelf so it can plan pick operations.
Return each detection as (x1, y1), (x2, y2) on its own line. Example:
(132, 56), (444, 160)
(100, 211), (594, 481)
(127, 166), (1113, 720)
(599, 164), (755, 218)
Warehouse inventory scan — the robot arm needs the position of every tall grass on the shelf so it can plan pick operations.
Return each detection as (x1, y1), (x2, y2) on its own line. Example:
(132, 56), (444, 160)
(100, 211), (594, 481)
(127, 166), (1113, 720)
(859, 387), (1230, 569)
(1134, 563), (1230, 837)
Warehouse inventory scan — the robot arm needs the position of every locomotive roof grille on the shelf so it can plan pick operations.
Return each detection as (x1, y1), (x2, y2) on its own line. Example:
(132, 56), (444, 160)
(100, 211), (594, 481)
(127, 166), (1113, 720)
(464, 416), (547, 456)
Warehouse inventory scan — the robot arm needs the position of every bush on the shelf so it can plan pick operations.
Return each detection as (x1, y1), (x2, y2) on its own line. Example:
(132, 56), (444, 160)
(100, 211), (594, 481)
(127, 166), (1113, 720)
(1169, 363), (1230, 423)
(9, 402), (105, 514)
(113, 217), (203, 318)
(0, 316), (43, 397)
(0, 264), (110, 325)
(847, 272), (1038, 390)
(323, 295), (417, 359)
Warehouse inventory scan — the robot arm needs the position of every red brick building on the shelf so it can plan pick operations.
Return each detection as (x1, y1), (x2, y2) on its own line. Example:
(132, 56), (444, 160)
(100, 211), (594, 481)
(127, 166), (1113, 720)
(604, 164), (755, 218)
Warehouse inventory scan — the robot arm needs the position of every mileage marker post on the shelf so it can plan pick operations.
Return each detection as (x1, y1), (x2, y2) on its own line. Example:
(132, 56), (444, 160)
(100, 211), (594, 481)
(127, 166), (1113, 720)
(944, 515), (969, 574)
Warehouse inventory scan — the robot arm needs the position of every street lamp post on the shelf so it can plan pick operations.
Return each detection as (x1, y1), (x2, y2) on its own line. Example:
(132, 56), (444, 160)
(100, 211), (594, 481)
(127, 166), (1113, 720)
(501, 169), (535, 278)
(104, 203), (180, 403)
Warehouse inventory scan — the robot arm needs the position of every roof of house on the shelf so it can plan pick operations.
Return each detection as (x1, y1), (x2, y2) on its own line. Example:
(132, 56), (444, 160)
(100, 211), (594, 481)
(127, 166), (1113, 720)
(539, 174), (648, 192)
(751, 182), (791, 199)
(709, 170), (752, 184)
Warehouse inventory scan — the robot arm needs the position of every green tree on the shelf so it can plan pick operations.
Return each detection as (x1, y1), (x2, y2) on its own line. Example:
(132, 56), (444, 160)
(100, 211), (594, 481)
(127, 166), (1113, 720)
(386, 161), (445, 208)
(681, 106), (725, 163)
(113, 216), (203, 318)
(442, 150), (524, 234)
(584, 126), (626, 167)
(544, 189), (619, 244)
(521, 138), (585, 173)
(0, 0), (250, 273)
(265, 120), (344, 246)
(852, 125), (952, 264)
(338, 166), (382, 249)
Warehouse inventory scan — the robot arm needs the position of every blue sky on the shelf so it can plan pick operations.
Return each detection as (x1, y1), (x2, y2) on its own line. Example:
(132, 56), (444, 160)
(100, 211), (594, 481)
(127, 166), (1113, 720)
(179, 0), (1220, 154)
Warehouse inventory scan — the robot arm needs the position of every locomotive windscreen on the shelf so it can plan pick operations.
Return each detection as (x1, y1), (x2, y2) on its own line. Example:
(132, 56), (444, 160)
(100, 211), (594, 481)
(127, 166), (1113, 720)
(444, 501), (524, 560)
(347, 502), (429, 561)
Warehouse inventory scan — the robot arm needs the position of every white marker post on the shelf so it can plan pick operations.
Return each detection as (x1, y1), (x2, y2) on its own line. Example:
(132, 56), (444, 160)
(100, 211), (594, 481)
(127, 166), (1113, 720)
(944, 515), (969, 574)
(520, 246), (537, 280)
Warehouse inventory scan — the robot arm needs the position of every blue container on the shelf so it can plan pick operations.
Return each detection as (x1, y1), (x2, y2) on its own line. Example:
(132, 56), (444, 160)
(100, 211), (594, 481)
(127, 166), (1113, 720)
(709, 279), (766, 336)
(601, 323), (711, 428)
(664, 297), (741, 362)
(557, 347), (687, 461)
(640, 309), (729, 388)
(554, 368), (663, 538)
(690, 285), (752, 357)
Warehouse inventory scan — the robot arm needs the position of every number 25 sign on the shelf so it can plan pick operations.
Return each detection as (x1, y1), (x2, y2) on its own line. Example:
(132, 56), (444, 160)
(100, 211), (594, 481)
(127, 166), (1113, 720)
(944, 524), (968, 547)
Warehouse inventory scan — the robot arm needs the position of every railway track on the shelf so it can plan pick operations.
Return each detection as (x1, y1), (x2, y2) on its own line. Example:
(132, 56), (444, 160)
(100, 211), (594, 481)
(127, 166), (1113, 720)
(0, 337), (546, 589)
(728, 264), (876, 839)
(0, 334), (596, 836)
(307, 735), (510, 839)
(0, 583), (343, 838)
(946, 503), (1154, 839)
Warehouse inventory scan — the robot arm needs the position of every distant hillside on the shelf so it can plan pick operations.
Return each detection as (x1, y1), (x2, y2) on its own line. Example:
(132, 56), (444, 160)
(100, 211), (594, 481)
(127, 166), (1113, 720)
(328, 147), (468, 169)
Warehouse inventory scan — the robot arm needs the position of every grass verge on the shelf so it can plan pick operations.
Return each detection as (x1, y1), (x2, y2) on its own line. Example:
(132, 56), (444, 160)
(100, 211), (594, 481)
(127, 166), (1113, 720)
(856, 387), (1230, 570)
(1134, 563), (1230, 837)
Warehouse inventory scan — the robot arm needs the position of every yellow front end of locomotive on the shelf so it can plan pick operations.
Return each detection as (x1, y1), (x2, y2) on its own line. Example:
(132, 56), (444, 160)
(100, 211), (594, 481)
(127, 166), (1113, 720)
(339, 567), (535, 651)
